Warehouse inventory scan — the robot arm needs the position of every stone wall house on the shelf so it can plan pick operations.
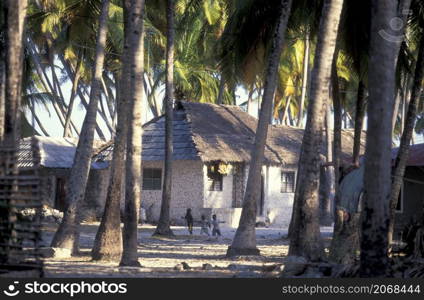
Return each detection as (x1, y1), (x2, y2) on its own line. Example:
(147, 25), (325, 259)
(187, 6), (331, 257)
(17, 136), (111, 221)
(96, 101), (363, 228)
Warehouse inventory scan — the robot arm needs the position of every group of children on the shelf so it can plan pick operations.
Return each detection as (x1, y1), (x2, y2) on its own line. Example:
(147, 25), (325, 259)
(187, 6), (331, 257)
(183, 208), (224, 236)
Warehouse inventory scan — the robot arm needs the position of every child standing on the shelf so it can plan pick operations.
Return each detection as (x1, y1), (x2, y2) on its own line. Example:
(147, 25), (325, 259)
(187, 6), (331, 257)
(211, 214), (224, 236)
(184, 208), (194, 235)
(199, 215), (210, 236)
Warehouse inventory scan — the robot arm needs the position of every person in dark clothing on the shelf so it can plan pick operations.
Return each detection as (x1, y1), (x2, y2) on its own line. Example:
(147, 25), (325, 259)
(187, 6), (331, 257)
(184, 208), (194, 235)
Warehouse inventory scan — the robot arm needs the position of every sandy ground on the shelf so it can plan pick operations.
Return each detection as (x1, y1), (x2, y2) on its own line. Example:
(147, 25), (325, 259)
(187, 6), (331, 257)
(41, 222), (333, 278)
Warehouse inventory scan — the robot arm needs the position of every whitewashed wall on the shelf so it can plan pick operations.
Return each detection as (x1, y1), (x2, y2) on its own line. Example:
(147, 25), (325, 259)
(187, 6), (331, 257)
(264, 166), (296, 227)
(140, 159), (204, 224)
(203, 165), (233, 208)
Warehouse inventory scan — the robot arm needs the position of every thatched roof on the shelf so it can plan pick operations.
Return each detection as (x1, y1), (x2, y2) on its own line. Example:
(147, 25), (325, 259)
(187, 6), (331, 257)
(18, 136), (110, 169)
(141, 101), (365, 166)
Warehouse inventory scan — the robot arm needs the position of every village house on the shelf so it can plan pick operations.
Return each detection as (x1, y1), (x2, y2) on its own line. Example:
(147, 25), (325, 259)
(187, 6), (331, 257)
(130, 101), (362, 228)
(19, 102), (363, 228)
(17, 136), (110, 220)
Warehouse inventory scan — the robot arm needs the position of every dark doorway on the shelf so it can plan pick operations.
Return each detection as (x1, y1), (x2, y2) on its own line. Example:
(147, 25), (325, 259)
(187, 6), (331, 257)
(54, 178), (67, 211)
(257, 174), (265, 216)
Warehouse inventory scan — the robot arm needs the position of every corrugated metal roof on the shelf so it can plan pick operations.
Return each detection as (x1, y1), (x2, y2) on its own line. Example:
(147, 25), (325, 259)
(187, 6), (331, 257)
(18, 136), (109, 170)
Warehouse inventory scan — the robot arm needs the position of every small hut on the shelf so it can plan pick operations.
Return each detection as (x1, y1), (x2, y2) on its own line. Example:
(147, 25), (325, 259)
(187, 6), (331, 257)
(17, 136), (110, 220)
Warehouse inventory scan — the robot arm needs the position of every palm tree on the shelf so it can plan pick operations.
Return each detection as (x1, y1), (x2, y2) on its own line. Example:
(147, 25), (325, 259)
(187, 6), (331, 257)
(50, 0), (110, 253)
(288, 0), (344, 261)
(226, 0), (293, 257)
(297, 28), (311, 128)
(154, 0), (175, 237)
(352, 81), (366, 166)
(92, 0), (134, 262)
(63, 52), (83, 138)
(120, 0), (145, 267)
(0, 0), (28, 263)
(359, 0), (408, 277)
(388, 29), (424, 245)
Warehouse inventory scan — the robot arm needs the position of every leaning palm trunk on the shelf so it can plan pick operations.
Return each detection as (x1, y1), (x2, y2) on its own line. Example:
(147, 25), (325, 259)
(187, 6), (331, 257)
(359, 0), (405, 277)
(120, 0), (145, 267)
(59, 56), (107, 140)
(91, 1), (133, 262)
(297, 29), (310, 128)
(226, 0), (293, 257)
(91, 75), (127, 261)
(216, 74), (225, 105)
(332, 59), (342, 191)
(63, 54), (82, 138)
(50, 0), (110, 253)
(154, 0), (175, 237)
(352, 81), (366, 166)
(388, 31), (424, 246)
(288, 0), (344, 261)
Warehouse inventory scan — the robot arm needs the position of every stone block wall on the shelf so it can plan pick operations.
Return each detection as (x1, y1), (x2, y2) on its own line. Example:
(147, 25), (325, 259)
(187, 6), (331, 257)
(140, 159), (204, 225)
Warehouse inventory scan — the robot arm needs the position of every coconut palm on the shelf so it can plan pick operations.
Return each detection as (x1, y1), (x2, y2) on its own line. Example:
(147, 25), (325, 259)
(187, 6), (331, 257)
(91, 0), (132, 262)
(359, 0), (410, 277)
(226, 0), (293, 257)
(0, 0), (28, 263)
(120, 0), (145, 267)
(154, 0), (175, 237)
(50, 0), (110, 253)
(288, 0), (344, 261)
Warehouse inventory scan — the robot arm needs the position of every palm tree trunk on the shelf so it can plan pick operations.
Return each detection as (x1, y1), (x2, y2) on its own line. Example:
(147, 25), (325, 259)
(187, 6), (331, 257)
(216, 74), (225, 105)
(246, 86), (255, 116)
(50, 0), (110, 254)
(0, 0), (27, 263)
(29, 100), (49, 136)
(352, 80), (366, 166)
(63, 54), (82, 138)
(59, 56), (107, 140)
(101, 76), (115, 125)
(360, 0), (405, 277)
(92, 6), (134, 260)
(281, 96), (291, 125)
(331, 58), (342, 192)
(388, 31), (424, 246)
(392, 90), (401, 134)
(26, 39), (80, 136)
(297, 29), (310, 128)
(120, 0), (145, 267)
(226, 0), (293, 257)
(0, 61), (4, 141)
(288, 0), (344, 261)
(0, 0), (4, 142)
(92, 76), (126, 261)
(154, 0), (175, 237)
(320, 104), (335, 226)
(328, 52), (350, 263)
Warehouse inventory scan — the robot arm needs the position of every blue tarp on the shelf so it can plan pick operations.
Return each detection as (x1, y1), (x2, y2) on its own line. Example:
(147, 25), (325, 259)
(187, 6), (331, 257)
(338, 166), (364, 213)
